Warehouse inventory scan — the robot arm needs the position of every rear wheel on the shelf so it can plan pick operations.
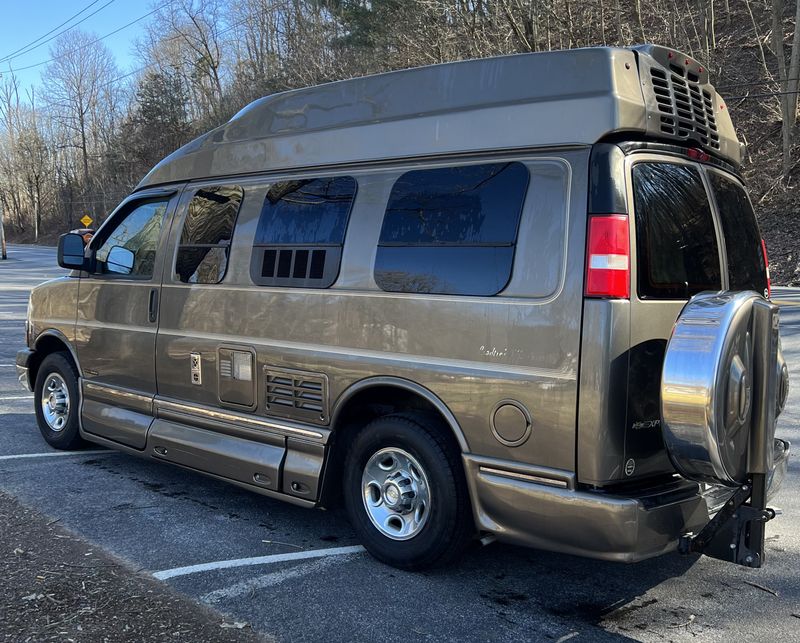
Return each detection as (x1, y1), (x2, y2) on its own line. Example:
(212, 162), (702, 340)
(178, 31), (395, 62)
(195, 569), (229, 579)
(34, 352), (84, 450)
(343, 413), (473, 569)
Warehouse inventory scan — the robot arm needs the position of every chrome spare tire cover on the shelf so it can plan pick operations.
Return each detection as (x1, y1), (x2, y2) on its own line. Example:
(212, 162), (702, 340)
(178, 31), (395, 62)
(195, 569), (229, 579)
(661, 291), (762, 486)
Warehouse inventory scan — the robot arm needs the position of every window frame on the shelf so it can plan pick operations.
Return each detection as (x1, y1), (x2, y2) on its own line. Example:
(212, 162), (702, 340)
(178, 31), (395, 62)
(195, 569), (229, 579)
(173, 184), (245, 285)
(249, 175), (358, 289)
(87, 193), (176, 282)
(373, 160), (531, 297)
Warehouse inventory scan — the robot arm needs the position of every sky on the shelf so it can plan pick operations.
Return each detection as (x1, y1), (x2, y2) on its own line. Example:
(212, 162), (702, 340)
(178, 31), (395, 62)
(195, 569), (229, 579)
(0, 0), (155, 93)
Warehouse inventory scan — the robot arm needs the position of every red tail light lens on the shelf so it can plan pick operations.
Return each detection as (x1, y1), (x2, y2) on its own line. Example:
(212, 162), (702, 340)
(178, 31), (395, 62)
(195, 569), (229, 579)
(585, 215), (630, 299)
(687, 148), (711, 162)
(761, 238), (771, 298)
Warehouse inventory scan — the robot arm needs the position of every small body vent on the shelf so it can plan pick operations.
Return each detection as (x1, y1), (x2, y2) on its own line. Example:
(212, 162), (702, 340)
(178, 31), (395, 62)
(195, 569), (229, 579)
(251, 246), (340, 288)
(648, 67), (719, 150)
(261, 248), (327, 280)
(264, 366), (329, 423)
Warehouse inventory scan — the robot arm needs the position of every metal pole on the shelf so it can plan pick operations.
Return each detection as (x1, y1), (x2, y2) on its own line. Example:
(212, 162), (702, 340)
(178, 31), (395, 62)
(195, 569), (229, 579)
(0, 204), (7, 260)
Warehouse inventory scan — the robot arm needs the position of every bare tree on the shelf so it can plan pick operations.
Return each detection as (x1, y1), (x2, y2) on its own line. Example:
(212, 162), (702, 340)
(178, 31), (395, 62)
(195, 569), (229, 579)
(143, 0), (227, 124)
(43, 30), (118, 219)
(771, 0), (800, 180)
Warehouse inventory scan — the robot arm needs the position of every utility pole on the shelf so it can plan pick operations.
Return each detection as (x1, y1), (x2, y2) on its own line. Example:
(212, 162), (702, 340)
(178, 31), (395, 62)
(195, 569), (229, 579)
(0, 204), (7, 260)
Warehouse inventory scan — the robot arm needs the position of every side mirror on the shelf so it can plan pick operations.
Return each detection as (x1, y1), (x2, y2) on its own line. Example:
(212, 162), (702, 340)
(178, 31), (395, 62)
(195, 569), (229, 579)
(57, 233), (88, 270)
(106, 245), (134, 275)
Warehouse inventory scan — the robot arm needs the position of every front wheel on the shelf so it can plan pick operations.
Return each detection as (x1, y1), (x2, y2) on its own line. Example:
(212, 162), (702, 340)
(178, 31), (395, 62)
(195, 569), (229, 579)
(343, 413), (474, 569)
(34, 352), (84, 450)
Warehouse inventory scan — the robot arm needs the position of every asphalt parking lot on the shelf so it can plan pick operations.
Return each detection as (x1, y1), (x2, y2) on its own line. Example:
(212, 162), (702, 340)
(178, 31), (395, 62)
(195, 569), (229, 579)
(1, 243), (799, 642)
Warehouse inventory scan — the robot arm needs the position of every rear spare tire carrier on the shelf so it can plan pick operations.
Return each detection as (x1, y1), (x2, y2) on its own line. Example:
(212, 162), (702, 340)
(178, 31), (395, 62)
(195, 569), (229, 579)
(661, 292), (788, 567)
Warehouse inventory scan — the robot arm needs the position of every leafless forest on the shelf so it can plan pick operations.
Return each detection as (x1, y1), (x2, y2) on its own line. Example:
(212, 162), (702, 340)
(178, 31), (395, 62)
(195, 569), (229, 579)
(1, 1), (799, 281)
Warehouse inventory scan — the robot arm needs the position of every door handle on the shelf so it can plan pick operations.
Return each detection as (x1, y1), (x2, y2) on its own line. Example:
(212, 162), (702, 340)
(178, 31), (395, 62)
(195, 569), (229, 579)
(148, 288), (159, 323)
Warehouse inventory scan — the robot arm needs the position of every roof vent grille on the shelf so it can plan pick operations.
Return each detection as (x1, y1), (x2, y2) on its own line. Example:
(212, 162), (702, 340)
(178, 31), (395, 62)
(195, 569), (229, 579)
(648, 67), (720, 150)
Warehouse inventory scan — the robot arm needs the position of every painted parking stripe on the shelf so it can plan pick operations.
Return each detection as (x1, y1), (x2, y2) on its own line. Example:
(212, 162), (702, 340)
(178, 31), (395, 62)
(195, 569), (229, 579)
(152, 545), (366, 580)
(0, 395), (33, 401)
(0, 450), (109, 461)
(202, 555), (344, 604)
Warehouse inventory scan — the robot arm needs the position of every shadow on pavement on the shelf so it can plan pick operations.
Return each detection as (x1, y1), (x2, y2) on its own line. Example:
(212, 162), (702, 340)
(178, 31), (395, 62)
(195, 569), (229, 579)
(442, 540), (699, 638)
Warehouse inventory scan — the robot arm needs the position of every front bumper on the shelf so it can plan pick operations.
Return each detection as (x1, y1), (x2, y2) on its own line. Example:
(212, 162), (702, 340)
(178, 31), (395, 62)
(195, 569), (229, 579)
(16, 349), (34, 392)
(464, 440), (790, 563)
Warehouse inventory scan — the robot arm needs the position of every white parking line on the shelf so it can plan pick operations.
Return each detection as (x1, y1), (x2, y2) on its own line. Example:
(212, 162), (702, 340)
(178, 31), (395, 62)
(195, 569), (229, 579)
(0, 395), (33, 401)
(202, 555), (343, 603)
(152, 545), (366, 580)
(0, 450), (109, 461)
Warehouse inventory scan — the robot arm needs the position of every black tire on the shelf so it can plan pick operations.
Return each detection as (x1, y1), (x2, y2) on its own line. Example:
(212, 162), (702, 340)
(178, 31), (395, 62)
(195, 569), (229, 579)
(343, 413), (474, 569)
(34, 352), (85, 450)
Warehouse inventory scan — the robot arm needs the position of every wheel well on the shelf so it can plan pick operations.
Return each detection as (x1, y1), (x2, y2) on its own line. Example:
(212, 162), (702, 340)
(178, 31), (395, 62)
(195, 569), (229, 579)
(30, 335), (77, 386)
(320, 384), (465, 508)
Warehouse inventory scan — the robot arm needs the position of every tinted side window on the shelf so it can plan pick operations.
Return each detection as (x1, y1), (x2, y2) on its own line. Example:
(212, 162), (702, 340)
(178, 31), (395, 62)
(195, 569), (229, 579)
(251, 176), (356, 288)
(95, 200), (169, 278)
(633, 163), (721, 299)
(708, 173), (768, 294)
(176, 186), (243, 284)
(375, 162), (529, 296)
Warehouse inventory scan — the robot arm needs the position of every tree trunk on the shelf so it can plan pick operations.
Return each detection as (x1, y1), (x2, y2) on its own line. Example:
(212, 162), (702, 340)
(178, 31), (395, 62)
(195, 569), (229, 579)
(635, 0), (646, 42)
(600, 0), (607, 45)
(771, 0), (799, 180)
(0, 205), (7, 260)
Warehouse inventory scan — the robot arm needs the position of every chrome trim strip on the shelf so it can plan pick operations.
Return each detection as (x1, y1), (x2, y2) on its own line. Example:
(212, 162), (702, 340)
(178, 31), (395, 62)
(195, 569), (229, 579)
(478, 466), (570, 489)
(83, 381), (153, 406)
(155, 398), (326, 441)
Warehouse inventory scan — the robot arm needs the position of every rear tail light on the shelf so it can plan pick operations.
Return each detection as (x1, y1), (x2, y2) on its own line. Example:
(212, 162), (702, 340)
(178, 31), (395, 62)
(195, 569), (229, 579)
(761, 238), (771, 298)
(585, 215), (630, 299)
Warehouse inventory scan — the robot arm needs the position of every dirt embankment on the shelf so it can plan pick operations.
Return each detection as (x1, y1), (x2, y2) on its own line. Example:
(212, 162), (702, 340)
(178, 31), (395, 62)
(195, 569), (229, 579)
(0, 491), (270, 642)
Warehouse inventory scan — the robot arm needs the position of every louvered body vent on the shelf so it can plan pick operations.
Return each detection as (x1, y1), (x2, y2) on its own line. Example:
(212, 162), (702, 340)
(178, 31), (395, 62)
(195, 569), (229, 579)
(264, 366), (329, 422)
(251, 246), (341, 288)
(262, 248), (327, 280)
(648, 65), (719, 150)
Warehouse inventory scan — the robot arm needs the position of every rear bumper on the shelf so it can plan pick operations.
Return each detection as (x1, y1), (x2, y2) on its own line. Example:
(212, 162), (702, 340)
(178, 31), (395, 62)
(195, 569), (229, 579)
(16, 349), (34, 392)
(767, 438), (790, 503)
(464, 441), (790, 563)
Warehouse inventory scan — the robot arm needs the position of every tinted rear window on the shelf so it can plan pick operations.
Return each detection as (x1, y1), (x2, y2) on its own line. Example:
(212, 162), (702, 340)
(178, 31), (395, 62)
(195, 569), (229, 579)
(632, 163), (721, 299)
(708, 172), (768, 295)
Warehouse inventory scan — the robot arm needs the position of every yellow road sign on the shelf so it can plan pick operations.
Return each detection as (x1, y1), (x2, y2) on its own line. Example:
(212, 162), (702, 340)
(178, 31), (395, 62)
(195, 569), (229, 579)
(80, 215), (93, 227)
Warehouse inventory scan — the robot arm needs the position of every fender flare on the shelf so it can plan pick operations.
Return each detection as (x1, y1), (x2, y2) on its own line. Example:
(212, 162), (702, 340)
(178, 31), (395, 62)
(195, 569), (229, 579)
(33, 329), (83, 378)
(331, 376), (469, 452)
